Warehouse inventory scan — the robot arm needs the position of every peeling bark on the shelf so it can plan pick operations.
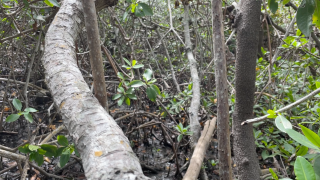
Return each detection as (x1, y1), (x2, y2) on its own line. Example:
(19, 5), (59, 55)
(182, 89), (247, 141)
(212, 0), (232, 179)
(41, 0), (149, 179)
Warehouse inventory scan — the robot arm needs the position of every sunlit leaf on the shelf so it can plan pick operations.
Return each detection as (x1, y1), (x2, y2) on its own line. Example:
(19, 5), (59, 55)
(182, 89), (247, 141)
(125, 97), (131, 106)
(275, 115), (292, 132)
(286, 129), (320, 150)
(29, 145), (40, 151)
(294, 156), (316, 180)
(128, 80), (145, 87)
(299, 124), (320, 147)
(143, 69), (153, 81)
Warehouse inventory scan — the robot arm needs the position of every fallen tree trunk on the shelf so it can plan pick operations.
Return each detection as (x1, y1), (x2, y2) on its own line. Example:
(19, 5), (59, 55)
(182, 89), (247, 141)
(41, 0), (149, 179)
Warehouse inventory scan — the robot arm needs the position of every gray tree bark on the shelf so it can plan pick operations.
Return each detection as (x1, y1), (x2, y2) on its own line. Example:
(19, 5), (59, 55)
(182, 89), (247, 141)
(41, 0), (149, 179)
(232, 0), (261, 179)
(183, 4), (201, 147)
(212, 0), (232, 179)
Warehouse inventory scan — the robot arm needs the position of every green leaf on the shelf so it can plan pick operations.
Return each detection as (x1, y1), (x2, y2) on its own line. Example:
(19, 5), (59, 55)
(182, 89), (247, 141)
(174, 123), (183, 132)
(24, 113), (33, 123)
(128, 80), (145, 87)
(125, 97), (131, 106)
(132, 64), (144, 69)
(19, 144), (32, 154)
(44, 0), (60, 7)
(177, 134), (183, 142)
(29, 145), (40, 151)
(146, 86), (157, 102)
(313, 0), (320, 29)
(117, 72), (125, 80)
(269, 168), (279, 180)
(56, 147), (66, 157)
(299, 124), (320, 148)
(34, 152), (44, 166)
(122, 65), (131, 70)
(41, 144), (57, 157)
(24, 107), (37, 113)
(22, 0), (29, 7)
(135, 3), (153, 17)
(112, 94), (122, 100)
(132, 60), (137, 67)
(127, 94), (137, 100)
(37, 148), (46, 155)
(148, 79), (157, 84)
(143, 69), (153, 81)
(122, 7), (130, 22)
(43, 0), (53, 7)
(283, 0), (290, 5)
(74, 147), (80, 157)
(267, 109), (277, 118)
(262, 150), (270, 160)
(126, 87), (134, 94)
(131, 3), (137, 13)
(314, 156), (320, 177)
(12, 98), (22, 111)
(60, 149), (71, 167)
(117, 87), (125, 93)
(294, 156), (316, 180)
(296, 146), (309, 156)
(118, 96), (125, 106)
(268, 0), (278, 14)
(29, 152), (36, 161)
(297, 0), (315, 37)
(57, 135), (69, 147)
(297, 29), (302, 36)
(150, 84), (161, 95)
(123, 58), (131, 66)
(275, 115), (292, 132)
(6, 114), (20, 122)
(286, 129), (320, 150)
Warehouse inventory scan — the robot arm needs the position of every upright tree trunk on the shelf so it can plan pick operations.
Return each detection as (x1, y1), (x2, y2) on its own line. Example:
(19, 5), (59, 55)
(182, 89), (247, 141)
(82, 0), (107, 109)
(232, 1), (261, 179)
(212, 1), (232, 179)
(183, 4), (201, 146)
(41, 0), (149, 179)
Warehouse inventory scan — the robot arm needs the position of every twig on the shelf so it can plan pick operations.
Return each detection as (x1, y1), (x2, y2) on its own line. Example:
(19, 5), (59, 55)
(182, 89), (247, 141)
(40, 125), (66, 145)
(242, 87), (320, 125)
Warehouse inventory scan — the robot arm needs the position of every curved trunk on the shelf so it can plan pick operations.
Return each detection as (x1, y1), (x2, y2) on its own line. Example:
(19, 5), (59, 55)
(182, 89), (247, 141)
(41, 0), (149, 179)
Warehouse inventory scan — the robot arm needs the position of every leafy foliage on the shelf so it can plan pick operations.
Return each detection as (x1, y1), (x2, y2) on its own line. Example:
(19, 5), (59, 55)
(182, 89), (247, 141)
(6, 99), (37, 123)
(18, 135), (78, 167)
